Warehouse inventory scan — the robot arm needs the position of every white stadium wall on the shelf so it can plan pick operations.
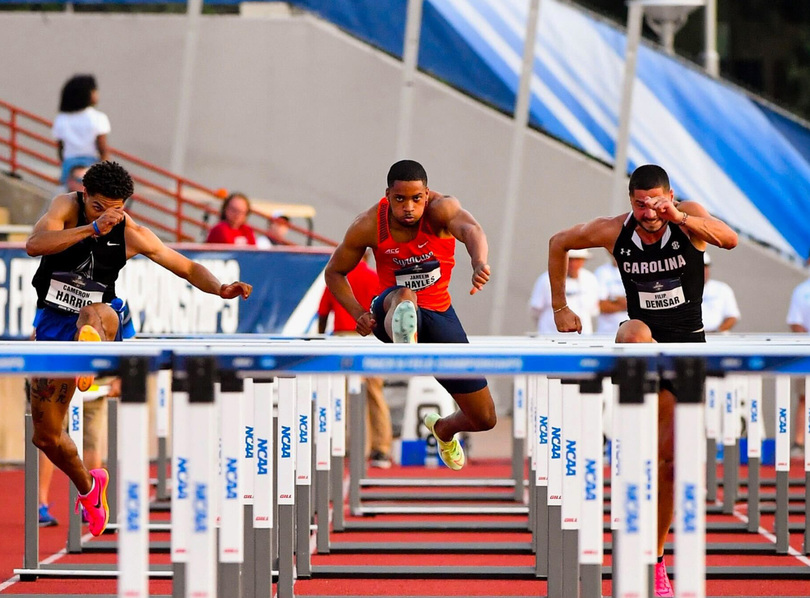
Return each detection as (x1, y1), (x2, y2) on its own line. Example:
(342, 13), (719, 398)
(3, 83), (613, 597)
(0, 10), (805, 336)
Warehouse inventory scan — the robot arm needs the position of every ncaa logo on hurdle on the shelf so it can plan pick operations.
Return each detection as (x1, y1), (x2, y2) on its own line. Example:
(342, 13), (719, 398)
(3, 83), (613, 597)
(682, 482), (698, 533)
(625, 483), (640, 533)
(257, 437), (269, 475)
(244, 426), (254, 459)
(194, 483), (208, 532)
(299, 414), (309, 444)
(565, 440), (576, 476)
(281, 425), (292, 459)
(176, 457), (189, 499)
(550, 426), (561, 459)
(126, 482), (140, 532)
(584, 458), (598, 500)
(225, 458), (239, 500)
(71, 405), (80, 433)
(538, 415), (548, 445)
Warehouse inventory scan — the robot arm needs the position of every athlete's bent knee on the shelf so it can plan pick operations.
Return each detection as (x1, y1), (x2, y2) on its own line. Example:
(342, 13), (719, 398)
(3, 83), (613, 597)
(32, 429), (60, 454)
(616, 320), (654, 343)
(472, 408), (497, 432)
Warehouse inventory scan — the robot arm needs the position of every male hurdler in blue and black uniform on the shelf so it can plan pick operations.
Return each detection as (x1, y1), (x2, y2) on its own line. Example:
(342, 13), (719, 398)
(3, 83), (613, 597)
(27, 161), (252, 536)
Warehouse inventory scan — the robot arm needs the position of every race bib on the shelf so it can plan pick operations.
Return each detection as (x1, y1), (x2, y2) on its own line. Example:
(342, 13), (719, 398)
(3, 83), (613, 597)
(636, 277), (685, 310)
(395, 259), (441, 291)
(45, 272), (106, 314)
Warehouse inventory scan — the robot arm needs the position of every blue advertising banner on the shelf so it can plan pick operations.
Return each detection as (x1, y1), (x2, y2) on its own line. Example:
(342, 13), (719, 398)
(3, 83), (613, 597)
(0, 244), (330, 339)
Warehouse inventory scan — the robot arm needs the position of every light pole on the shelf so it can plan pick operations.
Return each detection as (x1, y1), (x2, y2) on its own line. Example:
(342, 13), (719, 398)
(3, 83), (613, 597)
(643, 0), (704, 55)
(610, 0), (711, 216)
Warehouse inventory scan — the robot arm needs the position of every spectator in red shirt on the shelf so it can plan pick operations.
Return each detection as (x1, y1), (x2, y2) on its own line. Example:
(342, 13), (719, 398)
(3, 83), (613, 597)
(206, 192), (257, 246)
(318, 253), (392, 468)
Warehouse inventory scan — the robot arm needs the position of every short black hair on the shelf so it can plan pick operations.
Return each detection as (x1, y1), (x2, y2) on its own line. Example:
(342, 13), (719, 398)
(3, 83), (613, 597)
(82, 161), (134, 201)
(387, 160), (428, 187)
(59, 74), (98, 113)
(220, 192), (249, 221)
(629, 164), (670, 194)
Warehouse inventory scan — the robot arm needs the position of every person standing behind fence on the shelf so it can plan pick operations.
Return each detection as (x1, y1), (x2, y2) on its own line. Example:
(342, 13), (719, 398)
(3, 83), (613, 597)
(52, 75), (110, 185)
(318, 251), (393, 468)
(702, 252), (740, 333)
(594, 253), (628, 336)
(529, 248), (599, 335)
(205, 192), (257, 246)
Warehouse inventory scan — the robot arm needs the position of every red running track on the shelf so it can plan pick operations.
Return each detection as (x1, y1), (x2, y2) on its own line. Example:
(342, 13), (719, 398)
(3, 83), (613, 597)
(1, 458), (809, 596)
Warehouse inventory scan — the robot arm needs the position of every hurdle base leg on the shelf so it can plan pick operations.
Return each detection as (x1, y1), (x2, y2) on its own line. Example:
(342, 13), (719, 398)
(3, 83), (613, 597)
(547, 505), (563, 596)
(278, 505), (294, 598)
(218, 562), (242, 598)
(747, 456), (761, 533)
(172, 562), (186, 598)
(706, 438), (717, 502)
(316, 470), (330, 554)
(67, 485), (82, 553)
(534, 485), (548, 577)
(296, 485), (312, 578)
(512, 436), (524, 503)
(348, 387), (365, 516)
(244, 504), (255, 598)
(580, 563), (601, 598)
(562, 528), (578, 598)
(722, 442), (739, 514)
(804, 472), (810, 555)
(611, 530), (619, 598)
(775, 470), (789, 554)
(157, 436), (169, 501)
(330, 455), (345, 532)
(23, 414), (39, 572)
(255, 528), (273, 598)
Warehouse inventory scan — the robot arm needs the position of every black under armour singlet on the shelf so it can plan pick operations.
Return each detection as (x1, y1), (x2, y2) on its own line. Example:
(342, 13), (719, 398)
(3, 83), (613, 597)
(32, 192), (127, 312)
(613, 214), (704, 335)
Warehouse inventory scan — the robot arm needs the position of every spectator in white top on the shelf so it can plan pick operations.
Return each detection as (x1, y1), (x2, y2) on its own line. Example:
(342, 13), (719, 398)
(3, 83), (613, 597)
(52, 74), (110, 185)
(787, 260), (810, 333)
(594, 253), (628, 336)
(701, 252), (740, 332)
(530, 248), (599, 335)
(787, 254), (810, 456)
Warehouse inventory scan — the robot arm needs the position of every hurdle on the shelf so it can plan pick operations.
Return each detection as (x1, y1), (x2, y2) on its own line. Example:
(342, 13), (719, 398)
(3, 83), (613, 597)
(9, 337), (810, 598)
(9, 342), (171, 589)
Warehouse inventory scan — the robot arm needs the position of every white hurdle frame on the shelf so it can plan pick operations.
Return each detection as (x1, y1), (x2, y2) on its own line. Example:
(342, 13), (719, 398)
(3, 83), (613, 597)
(10, 337), (810, 596)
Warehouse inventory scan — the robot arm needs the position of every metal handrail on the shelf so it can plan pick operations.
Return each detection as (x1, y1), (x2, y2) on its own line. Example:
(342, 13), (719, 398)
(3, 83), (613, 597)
(0, 98), (335, 246)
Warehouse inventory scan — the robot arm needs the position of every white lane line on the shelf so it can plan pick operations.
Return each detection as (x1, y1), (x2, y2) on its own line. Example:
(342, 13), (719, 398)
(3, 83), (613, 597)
(731, 506), (810, 567)
(0, 530), (95, 591)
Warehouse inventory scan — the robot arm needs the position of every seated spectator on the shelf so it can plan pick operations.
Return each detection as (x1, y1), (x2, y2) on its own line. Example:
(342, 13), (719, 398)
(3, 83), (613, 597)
(206, 192), (257, 246)
(270, 212), (290, 245)
(52, 74), (109, 185)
